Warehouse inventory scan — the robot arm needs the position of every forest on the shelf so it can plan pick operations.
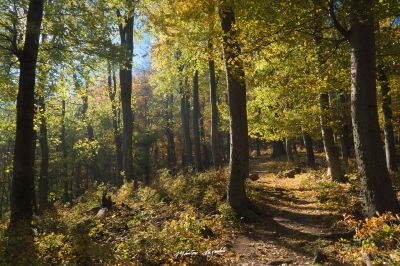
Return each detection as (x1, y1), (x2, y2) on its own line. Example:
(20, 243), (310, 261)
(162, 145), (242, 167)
(0, 0), (399, 265)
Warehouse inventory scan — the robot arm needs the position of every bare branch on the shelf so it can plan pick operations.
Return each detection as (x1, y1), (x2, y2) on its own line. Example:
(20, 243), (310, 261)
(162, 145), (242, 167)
(327, 0), (350, 40)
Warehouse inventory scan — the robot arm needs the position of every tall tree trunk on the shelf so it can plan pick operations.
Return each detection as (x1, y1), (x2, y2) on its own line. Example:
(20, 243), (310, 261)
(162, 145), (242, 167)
(61, 99), (70, 201)
(119, 5), (135, 186)
(255, 138), (261, 157)
(192, 70), (203, 172)
(379, 70), (397, 172)
(10, 0), (45, 226)
(80, 92), (101, 182)
(165, 94), (177, 170)
(303, 133), (315, 166)
(153, 140), (159, 169)
(219, 1), (250, 212)
(348, 0), (399, 215)
(209, 57), (222, 168)
(107, 63), (123, 185)
(319, 93), (345, 182)
(285, 138), (294, 162)
(143, 138), (151, 186)
(271, 140), (286, 158)
(180, 87), (193, 169)
(339, 93), (352, 162)
(38, 94), (49, 212)
(200, 99), (211, 169)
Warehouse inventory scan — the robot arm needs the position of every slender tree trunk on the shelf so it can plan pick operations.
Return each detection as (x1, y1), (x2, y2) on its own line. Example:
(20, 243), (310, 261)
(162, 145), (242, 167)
(200, 99), (211, 169)
(165, 94), (177, 170)
(61, 99), (70, 201)
(143, 138), (151, 186)
(209, 57), (222, 168)
(348, 0), (399, 215)
(153, 140), (159, 169)
(285, 138), (294, 162)
(180, 86), (193, 169)
(256, 138), (261, 157)
(319, 93), (345, 182)
(192, 70), (203, 171)
(119, 6), (135, 186)
(107, 63), (123, 185)
(379, 70), (397, 172)
(339, 94), (352, 162)
(303, 133), (315, 166)
(220, 1), (250, 212)
(38, 94), (49, 212)
(10, 0), (45, 226)
(80, 92), (101, 182)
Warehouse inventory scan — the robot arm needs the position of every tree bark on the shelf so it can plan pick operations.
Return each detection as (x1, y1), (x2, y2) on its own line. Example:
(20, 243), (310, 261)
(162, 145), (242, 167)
(256, 138), (261, 157)
(348, 0), (399, 215)
(192, 70), (203, 172)
(200, 99), (211, 169)
(285, 138), (294, 162)
(303, 133), (315, 166)
(378, 70), (397, 172)
(119, 5), (135, 186)
(339, 93), (352, 162)
(271, 140), (286, 158)
(180, 85), (193, 169)
(219, 1), (250, 212)
(38, 94), (49, 212)
(107, 63), (123, 185)
(209, 56), (222, 168)
(61, 99), (71, 201)
(319, 93), (345, 182)
(165, 94), (177, 170)
(10, 0), (45, 226)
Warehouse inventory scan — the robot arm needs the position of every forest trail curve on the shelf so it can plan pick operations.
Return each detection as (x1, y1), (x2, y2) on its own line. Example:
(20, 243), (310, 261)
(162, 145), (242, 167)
(231, 158), (346, 266)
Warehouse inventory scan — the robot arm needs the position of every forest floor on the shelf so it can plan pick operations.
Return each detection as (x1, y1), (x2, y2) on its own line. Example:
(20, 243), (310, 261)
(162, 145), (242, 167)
(231, 156), (351, 266)
(4, 152), (394, 265)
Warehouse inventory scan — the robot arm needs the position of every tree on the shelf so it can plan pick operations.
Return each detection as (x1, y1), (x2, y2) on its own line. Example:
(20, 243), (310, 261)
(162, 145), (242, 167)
(378, 68), (397, 172)
(118, 2), (135, 186)
(219, 0), (251, 214)
(192, 69), (203, 171)
(329, 0), (400, 215)
(10, 0), (45, 226)
(208, 46), (222, 168)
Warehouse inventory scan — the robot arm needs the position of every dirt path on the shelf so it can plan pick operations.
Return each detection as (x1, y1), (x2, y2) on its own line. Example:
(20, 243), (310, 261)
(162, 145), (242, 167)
(230, 158), (345, 265)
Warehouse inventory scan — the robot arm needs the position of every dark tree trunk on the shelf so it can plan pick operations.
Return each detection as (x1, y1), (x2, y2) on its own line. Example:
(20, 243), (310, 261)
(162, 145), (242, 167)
(10, 0), (45, 226)
(107, 63), (123, 185)
(348, 0), (399, 215)
(319, 93), (345, 182)
(256, 138), (261, 157)
(219, 2), (250, 212)
(81, 92), (101, 182)
(200, 99), (211, 169)
(271, 140), (286, 158)
(338, 93), (352, 162)
(38, 94), (49, 212)
(153, 141), (159, 169)
(285, 138), (294, 162)
(379, 70), (397, 172)
(180, 87), (193, 169)
(119, 6), (135, 186)
(143, 138), (151, 186)
(192, 70), (203, 171)
(61, 99), (71, 201)
(209, 56), (222, 168)
(165, 94), (177, 170)
(303, 133), (315, 166)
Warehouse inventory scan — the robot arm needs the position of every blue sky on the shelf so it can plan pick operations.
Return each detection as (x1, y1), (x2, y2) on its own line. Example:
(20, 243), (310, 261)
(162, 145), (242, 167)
(133, 31), (151, 73)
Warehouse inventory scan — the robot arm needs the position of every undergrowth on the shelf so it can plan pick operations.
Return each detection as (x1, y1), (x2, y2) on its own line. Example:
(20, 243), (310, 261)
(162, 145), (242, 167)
(0, 169), (240, 265)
